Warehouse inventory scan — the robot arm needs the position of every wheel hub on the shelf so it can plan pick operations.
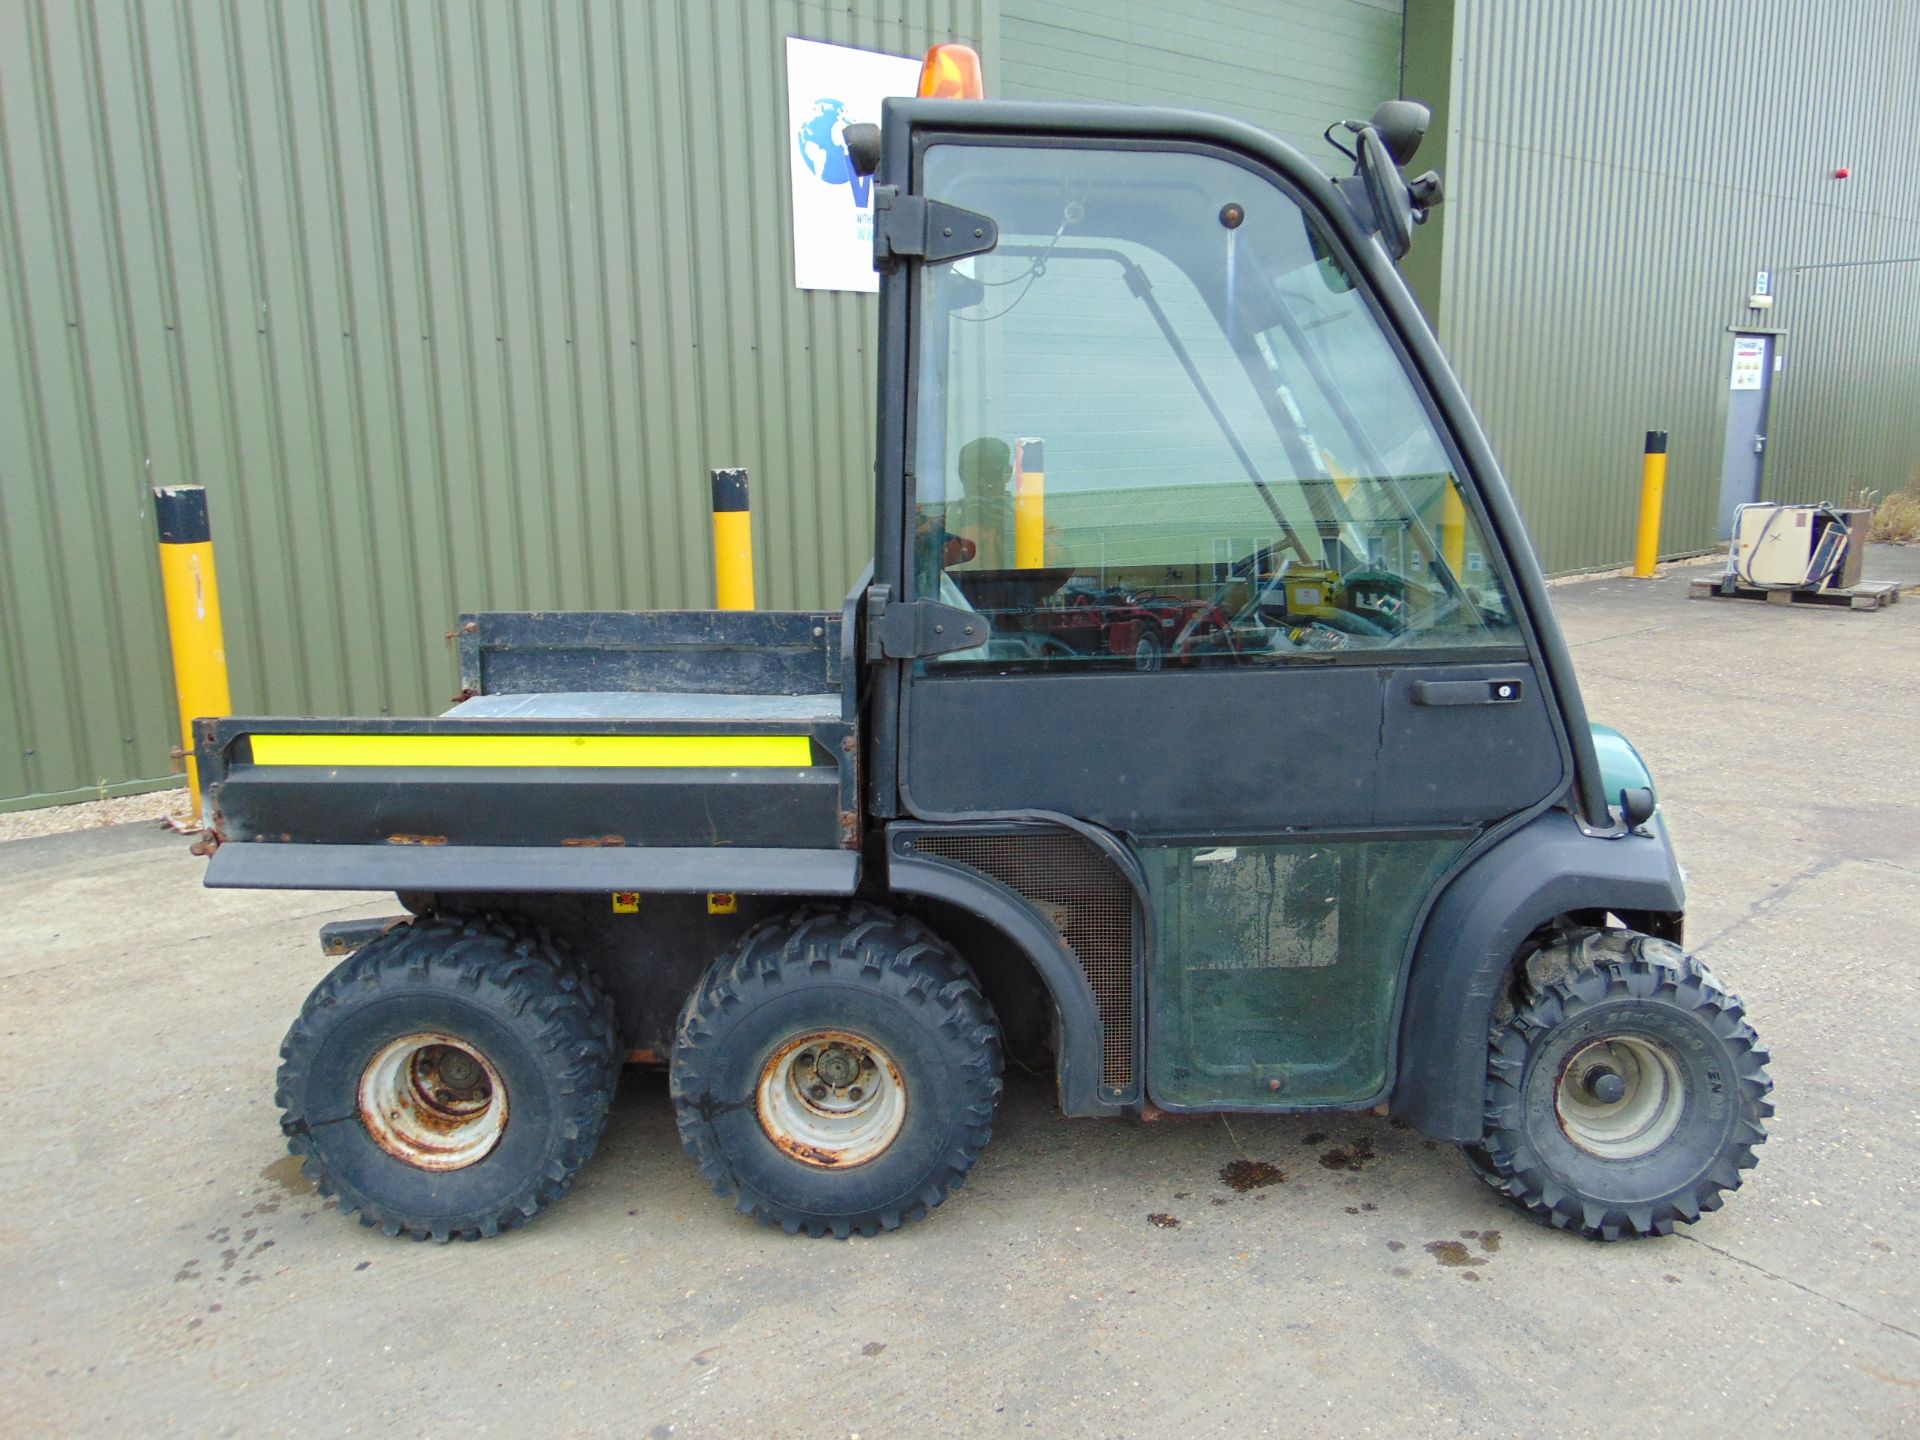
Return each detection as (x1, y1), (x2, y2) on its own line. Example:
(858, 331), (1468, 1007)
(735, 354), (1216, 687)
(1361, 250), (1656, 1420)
(757, 1029), (906, 1170)
(1583, 1064), (1628, 1105)
(358, 1032), (509, 1171)
(1554, 1036), (1684, 1160)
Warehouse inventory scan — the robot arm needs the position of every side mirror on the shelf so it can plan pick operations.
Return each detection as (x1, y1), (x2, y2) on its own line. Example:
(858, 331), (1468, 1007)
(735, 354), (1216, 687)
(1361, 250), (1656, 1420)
(1330, 100), (1442, 263)
(844, 121), (882, 178)
(1368, 100), (1430, 167)
(1354, 126), (1416, 261)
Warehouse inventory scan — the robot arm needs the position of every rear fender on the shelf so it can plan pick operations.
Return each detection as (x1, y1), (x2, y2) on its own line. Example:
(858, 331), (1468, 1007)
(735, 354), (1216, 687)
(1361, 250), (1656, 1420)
(886, 844), (1115, 1117)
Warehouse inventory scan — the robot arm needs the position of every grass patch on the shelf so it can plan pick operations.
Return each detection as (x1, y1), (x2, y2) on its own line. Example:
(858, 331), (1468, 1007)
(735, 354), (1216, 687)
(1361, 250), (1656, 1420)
(1847, 469), (1920, 544)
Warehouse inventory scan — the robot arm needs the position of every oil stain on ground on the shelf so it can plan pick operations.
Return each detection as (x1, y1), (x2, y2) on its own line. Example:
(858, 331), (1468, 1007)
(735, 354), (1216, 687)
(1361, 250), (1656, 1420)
(1424, 1240), (1487, 1269)
(1219, 1159), (1287, 1191)
(1318, 1137), (1377, 1172)
(262, 1155), (316, 1197)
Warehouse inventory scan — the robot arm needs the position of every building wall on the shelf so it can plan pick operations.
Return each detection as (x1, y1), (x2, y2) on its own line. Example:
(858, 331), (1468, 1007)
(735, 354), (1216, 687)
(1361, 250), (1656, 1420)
(1000, 0), (1404, 154)
(0, 0), (998, 810)
(0, 0), (1403, 810)
(1437, 0), (1920, 572)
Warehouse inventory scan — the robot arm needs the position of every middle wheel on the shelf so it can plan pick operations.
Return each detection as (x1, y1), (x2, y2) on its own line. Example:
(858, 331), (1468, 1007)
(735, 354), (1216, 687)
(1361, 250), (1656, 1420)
(670, 906), (1004, 1238)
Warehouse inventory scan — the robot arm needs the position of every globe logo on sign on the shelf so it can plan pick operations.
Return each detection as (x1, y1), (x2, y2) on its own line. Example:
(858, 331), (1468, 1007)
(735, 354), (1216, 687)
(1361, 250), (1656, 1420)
(797, 98), (873, 206)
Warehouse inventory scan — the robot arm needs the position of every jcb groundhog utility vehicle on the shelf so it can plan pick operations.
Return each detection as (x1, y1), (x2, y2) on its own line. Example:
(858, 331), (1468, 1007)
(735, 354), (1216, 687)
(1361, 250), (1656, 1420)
(196, 55), (1771, 1243)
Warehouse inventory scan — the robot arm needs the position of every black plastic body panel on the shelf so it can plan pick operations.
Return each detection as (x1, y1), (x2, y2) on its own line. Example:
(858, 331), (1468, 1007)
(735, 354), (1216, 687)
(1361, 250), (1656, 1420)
(885, 833), (1114, 1117)
(1389, 809), (1686, 1140)
(207, 843), (860, 895)
(198, 712), (853, 858)
(214, 767), (841, 851)
(904, 661), (1559, 835)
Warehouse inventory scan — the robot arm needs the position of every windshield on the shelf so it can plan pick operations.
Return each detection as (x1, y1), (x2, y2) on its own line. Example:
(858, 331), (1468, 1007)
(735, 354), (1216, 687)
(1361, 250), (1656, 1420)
(912, 143), (1519, 672)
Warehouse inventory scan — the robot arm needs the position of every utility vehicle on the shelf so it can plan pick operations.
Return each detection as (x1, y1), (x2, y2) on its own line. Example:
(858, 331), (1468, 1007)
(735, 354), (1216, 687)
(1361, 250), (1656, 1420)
(196, 58), (1771, 1243)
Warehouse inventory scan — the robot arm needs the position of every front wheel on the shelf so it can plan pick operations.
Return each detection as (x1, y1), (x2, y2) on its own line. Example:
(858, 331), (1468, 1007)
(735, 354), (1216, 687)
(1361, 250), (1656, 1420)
(1467, 928), (1772, 1240)
(1133, 628), (1166, 672)
(670, 906), (1003, 1238)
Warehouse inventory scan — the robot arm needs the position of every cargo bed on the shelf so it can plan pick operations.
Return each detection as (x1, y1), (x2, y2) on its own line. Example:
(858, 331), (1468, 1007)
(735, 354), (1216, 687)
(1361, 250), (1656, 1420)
(195, 609), (860, 894)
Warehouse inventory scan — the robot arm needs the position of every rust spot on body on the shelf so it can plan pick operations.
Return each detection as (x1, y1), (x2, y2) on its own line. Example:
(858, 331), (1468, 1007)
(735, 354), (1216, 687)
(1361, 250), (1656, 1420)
(562, 834), (625, 848)
(387, 834), (448, 846)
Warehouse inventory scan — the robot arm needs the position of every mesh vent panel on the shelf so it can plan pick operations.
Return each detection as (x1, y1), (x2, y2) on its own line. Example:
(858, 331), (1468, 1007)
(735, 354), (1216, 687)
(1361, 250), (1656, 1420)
(908, 830), (1135, 1090)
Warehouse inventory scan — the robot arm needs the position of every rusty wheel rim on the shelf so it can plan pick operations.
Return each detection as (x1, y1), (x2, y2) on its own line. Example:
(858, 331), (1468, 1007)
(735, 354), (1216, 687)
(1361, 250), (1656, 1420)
(756, 1029), (907, 1170)
(358, 1032), (509, 1171)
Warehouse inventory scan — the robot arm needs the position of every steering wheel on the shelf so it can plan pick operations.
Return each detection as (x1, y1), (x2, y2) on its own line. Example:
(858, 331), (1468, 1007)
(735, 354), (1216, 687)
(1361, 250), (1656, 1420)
(1339, 569), (1416, 634)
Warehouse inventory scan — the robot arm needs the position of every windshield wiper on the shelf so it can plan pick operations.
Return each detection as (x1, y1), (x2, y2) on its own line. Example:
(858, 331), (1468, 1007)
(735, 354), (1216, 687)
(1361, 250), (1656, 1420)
(1259, 291), (1481, 617)
(1116, 257), (1314, 564)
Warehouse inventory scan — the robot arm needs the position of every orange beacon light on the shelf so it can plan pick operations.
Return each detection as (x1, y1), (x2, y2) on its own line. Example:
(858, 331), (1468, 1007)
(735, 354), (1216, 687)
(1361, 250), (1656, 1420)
(917, 43), (985, 99)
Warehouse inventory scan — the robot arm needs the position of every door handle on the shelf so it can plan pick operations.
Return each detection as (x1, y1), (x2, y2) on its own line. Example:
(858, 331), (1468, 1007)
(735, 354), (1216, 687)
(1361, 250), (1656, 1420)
(1753, 434), (1767, 454)
(1410, 678), (1524, 706)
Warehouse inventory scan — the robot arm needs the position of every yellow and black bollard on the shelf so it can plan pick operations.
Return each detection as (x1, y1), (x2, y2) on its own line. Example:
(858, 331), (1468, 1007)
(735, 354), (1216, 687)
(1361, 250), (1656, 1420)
(153, 485), (233, 826)
(1014, 437), (1046, 569)
(710, 468), (756, 610)
(1439, 484), (1467, 576)
(1633, 431), (1669, 578)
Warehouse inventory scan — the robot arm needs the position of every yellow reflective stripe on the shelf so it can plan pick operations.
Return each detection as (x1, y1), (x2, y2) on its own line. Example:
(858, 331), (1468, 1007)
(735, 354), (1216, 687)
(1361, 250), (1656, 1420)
(248, 732), (814, 769)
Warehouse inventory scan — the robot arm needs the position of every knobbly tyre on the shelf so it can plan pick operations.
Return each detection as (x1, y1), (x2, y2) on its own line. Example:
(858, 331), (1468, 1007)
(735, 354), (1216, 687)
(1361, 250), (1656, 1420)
(194, 48), (1770, 1244)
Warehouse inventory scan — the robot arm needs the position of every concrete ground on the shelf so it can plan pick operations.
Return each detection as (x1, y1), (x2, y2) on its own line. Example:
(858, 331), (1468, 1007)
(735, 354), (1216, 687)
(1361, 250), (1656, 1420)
(4, 550), (1917, 1438)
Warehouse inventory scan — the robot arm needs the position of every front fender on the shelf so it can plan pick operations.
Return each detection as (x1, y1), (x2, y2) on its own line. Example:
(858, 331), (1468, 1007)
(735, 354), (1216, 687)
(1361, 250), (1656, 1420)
(1389, 808), (1685, 1140)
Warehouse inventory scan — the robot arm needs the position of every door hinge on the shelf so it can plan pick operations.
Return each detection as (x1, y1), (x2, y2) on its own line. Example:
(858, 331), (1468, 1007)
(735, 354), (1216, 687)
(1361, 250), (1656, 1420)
(865, 585), (988, 660)
(871, 187), (999, 267)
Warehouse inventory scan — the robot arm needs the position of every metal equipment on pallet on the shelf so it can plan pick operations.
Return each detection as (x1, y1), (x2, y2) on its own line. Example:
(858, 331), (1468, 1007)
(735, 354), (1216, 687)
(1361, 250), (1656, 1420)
(1692, 503), (1897, 609)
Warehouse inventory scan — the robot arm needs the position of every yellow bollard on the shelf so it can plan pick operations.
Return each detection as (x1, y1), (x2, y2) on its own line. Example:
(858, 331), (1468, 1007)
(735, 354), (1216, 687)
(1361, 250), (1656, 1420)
(1014, 437), (1045, 569)
(1439, 482), (1467, 575)
(153, 486), (233, 827)
(710, 468), (756, 610)
(1633, 431), (1669, 577)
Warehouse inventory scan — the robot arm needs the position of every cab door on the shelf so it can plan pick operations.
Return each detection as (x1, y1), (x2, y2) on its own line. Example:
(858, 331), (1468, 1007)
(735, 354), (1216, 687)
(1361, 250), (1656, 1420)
(885, 129), (1571, 1111)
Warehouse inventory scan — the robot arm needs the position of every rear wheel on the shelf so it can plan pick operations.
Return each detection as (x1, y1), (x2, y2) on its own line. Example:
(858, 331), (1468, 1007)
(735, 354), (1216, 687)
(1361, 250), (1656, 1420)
(277, 915), (620, 1241)
(671, 906), (1003, 1238)
(1466, 928), (1772, 1240)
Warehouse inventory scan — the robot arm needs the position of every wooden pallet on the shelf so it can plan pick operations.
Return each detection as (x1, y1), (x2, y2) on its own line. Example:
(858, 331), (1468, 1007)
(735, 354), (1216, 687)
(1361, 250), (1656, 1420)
(1689, 577), (1904, 610)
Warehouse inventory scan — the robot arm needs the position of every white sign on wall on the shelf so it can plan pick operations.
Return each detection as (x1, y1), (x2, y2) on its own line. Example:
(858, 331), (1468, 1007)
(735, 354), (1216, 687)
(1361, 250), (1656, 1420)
(1730, 336), (1768, 391)
(785, 37), (922, 293)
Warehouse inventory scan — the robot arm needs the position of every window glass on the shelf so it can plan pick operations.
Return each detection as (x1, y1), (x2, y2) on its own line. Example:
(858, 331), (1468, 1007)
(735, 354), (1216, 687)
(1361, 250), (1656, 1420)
(912, 144), (1518, 673)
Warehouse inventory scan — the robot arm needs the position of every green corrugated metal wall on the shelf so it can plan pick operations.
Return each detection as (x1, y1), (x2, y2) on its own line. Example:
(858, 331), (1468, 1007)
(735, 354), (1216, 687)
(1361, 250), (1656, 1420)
(0, 0), (1402, 811)
(1437, 0), (1920, 572)
(0, 0), (1000, 810)
(999, 0), (1404, 152)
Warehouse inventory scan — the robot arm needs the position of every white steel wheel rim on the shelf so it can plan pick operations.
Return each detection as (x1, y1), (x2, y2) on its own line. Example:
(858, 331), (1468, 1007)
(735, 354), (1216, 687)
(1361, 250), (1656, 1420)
(756, 1029), (907, 1169)
(358, 1031), (509, 1171)
(1554, 1035), (1685, 1160)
